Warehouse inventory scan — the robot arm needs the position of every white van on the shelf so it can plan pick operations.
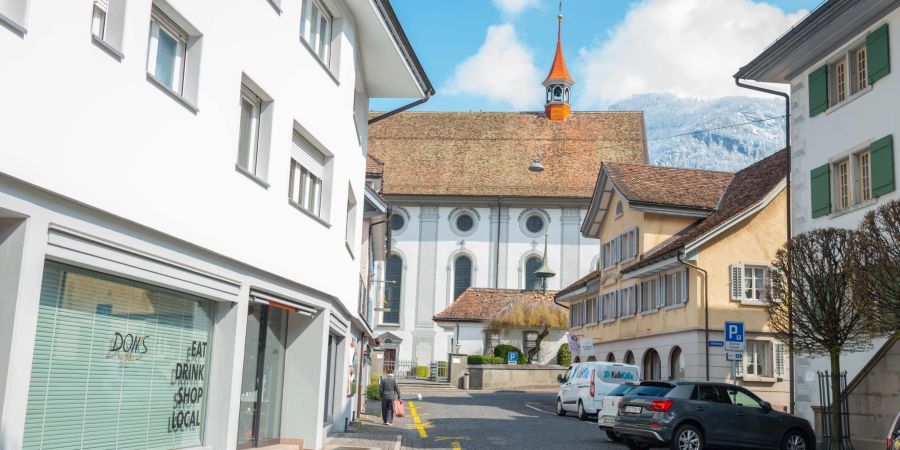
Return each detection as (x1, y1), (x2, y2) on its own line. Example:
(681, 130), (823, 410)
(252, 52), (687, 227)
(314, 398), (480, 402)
(555, 361), (640, 420)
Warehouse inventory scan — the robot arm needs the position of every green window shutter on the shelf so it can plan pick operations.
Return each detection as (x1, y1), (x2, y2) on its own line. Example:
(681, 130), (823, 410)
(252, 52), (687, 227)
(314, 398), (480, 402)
(810, 163), (832, 218)
(871, 134), (895, 197)
(808, 65), (829, 117)
(867, 23), (891, 85)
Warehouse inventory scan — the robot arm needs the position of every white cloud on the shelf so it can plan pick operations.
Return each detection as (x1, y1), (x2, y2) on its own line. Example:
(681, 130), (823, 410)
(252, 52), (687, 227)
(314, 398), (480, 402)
(443, 24), (543, 110)
(578, 0), (808, 105)
(491, 0), (539, 16)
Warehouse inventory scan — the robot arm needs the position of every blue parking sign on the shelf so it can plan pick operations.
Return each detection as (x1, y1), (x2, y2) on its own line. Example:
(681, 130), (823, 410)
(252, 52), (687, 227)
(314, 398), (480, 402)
(724, 321), (745, 352)
(507, 351), (518, 365)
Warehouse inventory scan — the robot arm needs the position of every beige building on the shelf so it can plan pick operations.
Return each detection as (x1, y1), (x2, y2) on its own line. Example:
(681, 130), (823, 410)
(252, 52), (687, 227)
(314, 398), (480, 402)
(556, 150), (791, 410)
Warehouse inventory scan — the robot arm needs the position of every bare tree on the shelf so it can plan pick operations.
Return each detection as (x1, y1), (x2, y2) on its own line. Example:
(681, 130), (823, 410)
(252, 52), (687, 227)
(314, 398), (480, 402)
(487, 299), (567, 364)
(853, 199), (900, 332)
(767, 228), (875, 447)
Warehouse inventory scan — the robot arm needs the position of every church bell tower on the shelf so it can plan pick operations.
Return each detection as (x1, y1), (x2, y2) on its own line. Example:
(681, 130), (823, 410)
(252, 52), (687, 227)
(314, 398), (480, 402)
(544, 2), (574, 122)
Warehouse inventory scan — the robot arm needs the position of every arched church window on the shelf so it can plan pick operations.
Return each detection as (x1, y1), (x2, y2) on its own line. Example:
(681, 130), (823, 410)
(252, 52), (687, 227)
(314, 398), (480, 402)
(525, 256), (543, 291)
(384, 255), (402, 324)
(453, 255), (473, 300)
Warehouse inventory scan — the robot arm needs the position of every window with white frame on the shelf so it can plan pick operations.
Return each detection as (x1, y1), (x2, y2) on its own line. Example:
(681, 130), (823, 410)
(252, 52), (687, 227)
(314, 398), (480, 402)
(640, 279), (657, 311)
(831, 148), (875, 212)
(601, 292), (617, 321)
(289, 131), (328, 218)
(147, 6), (188, 94)
(830, 43), (869, 107)
(585, 296), (597, 324)
(237, 85), (263, 175)
(91, 0), (108, 39)
(620, 286), (637, 316)
(730, 264), (771, 303)
(744, 341), (769, 376)
(665, 269), (688, 307)
(300, 0), (333, 65)
(601, 228), (639, 269)
(569, 301), (585, 327)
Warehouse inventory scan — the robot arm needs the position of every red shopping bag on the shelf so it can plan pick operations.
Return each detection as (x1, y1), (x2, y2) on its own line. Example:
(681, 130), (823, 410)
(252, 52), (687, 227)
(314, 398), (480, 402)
(392, 399), (405, 417)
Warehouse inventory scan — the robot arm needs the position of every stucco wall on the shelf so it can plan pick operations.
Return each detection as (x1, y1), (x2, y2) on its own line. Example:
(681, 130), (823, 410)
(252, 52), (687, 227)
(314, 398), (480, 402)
(467, 365), (568, 390)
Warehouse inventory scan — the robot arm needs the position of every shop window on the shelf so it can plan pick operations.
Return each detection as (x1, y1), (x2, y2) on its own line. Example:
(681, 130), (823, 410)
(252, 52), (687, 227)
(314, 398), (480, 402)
(23, 261), (214, 449)
(237, 304), (288, 447)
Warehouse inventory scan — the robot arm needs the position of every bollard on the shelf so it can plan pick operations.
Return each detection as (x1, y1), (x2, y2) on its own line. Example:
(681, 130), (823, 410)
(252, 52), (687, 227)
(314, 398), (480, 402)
(463, 371), (470, 390)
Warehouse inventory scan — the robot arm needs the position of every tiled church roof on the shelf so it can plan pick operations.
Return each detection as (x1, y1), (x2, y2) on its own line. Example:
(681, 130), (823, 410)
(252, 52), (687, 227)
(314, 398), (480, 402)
(367, 111), (647, 198)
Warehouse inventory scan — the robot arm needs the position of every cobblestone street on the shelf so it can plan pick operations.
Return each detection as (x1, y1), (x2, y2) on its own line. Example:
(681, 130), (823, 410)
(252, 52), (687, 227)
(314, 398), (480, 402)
(326, 389), (622, 450)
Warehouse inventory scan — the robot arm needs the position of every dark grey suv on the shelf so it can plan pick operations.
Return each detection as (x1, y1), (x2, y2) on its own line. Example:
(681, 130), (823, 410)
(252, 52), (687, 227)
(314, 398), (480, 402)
(614, 381), (814, 450)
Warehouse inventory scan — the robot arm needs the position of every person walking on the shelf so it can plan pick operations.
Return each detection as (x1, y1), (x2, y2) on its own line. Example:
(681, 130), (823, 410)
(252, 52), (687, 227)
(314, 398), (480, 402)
(380, 372), (401, 425)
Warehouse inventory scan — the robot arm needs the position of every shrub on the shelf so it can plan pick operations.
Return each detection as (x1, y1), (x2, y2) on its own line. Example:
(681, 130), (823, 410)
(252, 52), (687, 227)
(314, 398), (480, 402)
(416, 366), (429, 378)
(370, 373), (380, 385)
(366, 383), (380, 400)
(493, 344), (527, 365)
(467, 355), (505, 365)
(557, 343), (572, 367)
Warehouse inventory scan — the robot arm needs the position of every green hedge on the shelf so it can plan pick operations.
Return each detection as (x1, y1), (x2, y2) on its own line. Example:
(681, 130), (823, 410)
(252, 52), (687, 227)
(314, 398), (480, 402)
(557, 343), (572, 367)
(366, 383), (380, 400)
(468, 355), (505, 365)
(493, 344), (527, 365)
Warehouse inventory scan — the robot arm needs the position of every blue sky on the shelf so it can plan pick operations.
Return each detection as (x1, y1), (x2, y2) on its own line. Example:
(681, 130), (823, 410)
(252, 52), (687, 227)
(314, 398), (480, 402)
(372, 0), (822, 112)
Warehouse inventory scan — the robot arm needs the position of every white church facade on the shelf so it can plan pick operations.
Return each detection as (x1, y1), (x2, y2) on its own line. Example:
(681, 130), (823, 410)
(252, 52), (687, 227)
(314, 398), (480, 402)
(366, 12), (649, 365)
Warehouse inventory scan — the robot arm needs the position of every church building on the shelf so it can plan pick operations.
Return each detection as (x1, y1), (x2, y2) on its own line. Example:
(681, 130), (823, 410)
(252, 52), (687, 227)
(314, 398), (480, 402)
(367, 10), (649, 365)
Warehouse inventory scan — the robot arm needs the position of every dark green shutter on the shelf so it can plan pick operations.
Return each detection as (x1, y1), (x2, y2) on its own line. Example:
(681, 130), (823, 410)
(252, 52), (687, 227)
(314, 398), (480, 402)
(808, 65), (829, 117)
(867, 23), (890, 85)
(871, 134), (895, 197)
(810, 164), (832, 218)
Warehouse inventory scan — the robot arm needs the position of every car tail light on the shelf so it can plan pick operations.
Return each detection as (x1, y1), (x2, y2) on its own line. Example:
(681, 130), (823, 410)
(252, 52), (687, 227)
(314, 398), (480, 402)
(650, 400), (673, 412)
(590, 369), (595, 397)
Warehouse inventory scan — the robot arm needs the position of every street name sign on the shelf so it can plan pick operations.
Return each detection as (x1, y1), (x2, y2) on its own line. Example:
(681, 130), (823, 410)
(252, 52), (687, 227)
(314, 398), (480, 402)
(708, 340), (724, 347)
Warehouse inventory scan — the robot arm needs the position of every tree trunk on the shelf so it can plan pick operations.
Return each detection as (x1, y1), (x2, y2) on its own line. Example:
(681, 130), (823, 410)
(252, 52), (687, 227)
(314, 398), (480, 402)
(830, 351), (844, 449)
(526, 325), (550, 364)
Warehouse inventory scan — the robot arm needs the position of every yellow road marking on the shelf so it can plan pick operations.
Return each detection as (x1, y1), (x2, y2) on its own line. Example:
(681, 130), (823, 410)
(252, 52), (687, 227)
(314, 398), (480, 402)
(434, 436), (469, 442)
(451, 442), (462, 449)
(408, 401), (428, 438)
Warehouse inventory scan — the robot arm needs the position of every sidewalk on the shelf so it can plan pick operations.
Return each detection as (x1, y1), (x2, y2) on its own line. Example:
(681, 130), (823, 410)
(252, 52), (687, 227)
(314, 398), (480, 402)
(325, 400), (416, 450)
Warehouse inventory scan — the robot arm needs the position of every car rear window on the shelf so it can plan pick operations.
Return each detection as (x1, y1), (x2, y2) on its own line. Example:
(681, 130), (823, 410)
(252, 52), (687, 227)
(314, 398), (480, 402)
(631, 384), (673, 397)
(608, 384), (637, 396)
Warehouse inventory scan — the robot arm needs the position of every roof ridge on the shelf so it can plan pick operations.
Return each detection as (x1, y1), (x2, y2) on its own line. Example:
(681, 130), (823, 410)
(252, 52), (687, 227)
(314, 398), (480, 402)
(604, 161), (735, 175)
(367, 110), (644, 115)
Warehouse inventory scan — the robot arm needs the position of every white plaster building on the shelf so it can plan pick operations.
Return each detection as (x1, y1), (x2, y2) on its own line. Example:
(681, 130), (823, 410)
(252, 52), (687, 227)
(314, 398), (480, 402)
(366, 14), (648, 366)
(0, 0), (431, 448)
(736, 0), (900, 436)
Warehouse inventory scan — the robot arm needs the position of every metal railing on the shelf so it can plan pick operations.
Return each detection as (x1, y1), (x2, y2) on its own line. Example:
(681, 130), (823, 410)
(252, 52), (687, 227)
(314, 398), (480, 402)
(818, 370), (853, 450)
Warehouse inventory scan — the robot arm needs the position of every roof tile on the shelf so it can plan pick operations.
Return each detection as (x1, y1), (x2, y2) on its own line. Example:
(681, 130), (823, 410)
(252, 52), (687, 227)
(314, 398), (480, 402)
(433, 288), (558, 322)
(606, 163), (734, 210)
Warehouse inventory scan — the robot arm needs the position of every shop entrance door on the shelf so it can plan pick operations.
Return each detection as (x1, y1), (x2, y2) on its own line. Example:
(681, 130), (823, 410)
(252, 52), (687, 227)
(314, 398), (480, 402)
(237, 304), (289, 449)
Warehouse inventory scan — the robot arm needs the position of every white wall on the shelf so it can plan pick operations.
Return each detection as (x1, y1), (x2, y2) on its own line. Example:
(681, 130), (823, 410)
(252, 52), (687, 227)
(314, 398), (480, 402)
(788, 8), (900, 423)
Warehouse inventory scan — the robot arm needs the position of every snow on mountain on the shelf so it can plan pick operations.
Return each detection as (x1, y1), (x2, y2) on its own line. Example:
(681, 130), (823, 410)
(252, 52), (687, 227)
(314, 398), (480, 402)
(608, 93), (785, 172)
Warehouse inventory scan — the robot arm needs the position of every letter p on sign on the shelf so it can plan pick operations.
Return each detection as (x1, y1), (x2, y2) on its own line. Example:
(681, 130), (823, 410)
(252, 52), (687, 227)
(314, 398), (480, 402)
(724, 321), (745, 352)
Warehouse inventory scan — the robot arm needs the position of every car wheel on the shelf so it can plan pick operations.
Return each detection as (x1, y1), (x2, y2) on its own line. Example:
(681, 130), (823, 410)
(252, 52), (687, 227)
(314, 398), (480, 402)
(556, 398), (566, 416)
(577, 400), (588, 420)
(782, 430), (809, 450)
(605, 430), (622, 442)
(623, 436), (651, 450)
(670, 424), (704, 450)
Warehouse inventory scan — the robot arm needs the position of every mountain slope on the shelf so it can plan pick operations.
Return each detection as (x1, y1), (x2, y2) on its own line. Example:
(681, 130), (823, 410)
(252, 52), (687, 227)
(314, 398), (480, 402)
(609, 93), (785, 172)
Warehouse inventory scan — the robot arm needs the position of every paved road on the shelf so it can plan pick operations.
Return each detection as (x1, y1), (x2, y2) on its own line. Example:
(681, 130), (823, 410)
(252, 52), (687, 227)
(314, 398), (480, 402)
(396, 389), (623, 450)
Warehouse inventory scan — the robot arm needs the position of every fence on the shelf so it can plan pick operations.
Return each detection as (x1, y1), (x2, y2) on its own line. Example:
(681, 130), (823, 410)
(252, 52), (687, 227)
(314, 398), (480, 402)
(818, 370), (853, 450)
(382, 358), (449, 382)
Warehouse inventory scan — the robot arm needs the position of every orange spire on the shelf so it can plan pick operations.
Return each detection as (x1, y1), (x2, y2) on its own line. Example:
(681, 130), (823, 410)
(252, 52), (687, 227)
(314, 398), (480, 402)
(544, 12), (573, 84)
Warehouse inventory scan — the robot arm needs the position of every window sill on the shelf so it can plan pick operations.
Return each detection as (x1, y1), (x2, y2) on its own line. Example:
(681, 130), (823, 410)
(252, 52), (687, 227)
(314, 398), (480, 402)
(289, 200), (331, 228)
(738, 299), (766, 307)
(739, 374), (778, 383)
(376, 323), (401, 328)
(92, 34), (123, 61)
(0, 13), (27, 36)
(619, 314), (636, 321)
(640, 309), (658, 316)
(824, 85), (872, 116)
(662, 303), (686, 311)
(235, 164), (270, 189)
(601, 319), (616, 324)
(146, 73), (199, 114)
(299, 38), (340, 86)
(829, 198), (878, 219)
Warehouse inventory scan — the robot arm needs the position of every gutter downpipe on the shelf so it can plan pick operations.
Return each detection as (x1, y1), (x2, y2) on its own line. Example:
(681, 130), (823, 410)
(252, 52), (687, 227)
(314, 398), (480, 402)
(734, 77), (793, 414)
(677, 252), (709, 381)
(368, 92), (432, 125)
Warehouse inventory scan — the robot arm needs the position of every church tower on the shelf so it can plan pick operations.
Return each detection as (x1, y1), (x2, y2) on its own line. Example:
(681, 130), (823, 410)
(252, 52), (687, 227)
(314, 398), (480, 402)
(544, 2), (574, 122)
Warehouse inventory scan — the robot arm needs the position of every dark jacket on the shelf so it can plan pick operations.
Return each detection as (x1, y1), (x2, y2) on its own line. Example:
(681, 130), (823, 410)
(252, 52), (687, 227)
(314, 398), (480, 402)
(380, 376), (400, 401)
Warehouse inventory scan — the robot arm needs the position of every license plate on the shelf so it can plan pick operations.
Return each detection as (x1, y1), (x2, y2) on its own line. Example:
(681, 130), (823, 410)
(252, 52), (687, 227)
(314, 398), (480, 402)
(625, 405), (642, 414)
(602, 416), (615, 423)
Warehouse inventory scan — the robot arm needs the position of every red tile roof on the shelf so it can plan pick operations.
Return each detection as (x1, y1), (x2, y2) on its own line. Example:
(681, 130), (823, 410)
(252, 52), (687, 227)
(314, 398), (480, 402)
(555, 268), (601, 299)
(366, 154), (384, 176)
(605, 163), (734, 211)
(433, 288), (558, 322)
(622, 149), (788, 273)
(368, 111), (648, 198)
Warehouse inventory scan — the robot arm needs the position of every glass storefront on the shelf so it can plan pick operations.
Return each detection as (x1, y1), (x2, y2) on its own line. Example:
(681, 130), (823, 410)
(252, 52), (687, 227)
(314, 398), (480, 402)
(237, 303), (288, 448)
(23, 261), (215, 450)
